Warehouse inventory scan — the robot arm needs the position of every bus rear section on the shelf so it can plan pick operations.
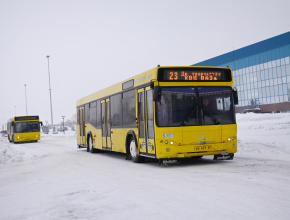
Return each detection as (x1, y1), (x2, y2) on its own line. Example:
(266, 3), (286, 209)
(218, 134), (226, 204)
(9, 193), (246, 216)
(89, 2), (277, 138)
(7, 116), (42, 143)
(153, 86), (237, 160)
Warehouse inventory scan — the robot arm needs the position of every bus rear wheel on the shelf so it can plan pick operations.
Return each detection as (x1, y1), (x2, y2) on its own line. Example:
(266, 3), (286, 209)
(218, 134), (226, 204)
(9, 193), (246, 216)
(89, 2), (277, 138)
(88, 135), (98, 153)
(129, 137), (145, 163)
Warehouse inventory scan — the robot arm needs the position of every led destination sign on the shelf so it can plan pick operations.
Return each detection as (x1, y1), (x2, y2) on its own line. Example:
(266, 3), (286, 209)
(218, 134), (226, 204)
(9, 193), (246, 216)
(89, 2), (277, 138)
(158, 68), (232, 82)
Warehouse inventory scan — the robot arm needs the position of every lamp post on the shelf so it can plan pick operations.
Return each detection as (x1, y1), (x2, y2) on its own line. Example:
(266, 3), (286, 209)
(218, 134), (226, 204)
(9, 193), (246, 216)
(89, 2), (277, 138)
(46, 55), (54, 132)
(24, 84), (28, 115)
(62, 116), (65, 134)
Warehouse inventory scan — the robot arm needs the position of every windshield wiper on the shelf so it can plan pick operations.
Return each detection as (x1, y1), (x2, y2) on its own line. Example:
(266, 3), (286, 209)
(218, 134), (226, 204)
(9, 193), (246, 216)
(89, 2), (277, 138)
(202, 108), (221, 125)
(180, 106), (196, 126)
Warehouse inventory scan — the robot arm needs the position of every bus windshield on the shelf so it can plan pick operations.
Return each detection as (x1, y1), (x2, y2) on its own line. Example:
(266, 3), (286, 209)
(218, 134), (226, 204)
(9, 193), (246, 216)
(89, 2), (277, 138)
(155, 87), (235, 127)
(14, 122), (40, 133)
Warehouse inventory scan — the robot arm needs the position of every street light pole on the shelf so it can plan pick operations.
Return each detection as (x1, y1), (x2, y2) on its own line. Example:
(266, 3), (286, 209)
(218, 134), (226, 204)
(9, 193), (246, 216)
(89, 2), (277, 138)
(46, 56), (54, 132)
(62, 116), (65, 134)
(24, 84), (28, 115)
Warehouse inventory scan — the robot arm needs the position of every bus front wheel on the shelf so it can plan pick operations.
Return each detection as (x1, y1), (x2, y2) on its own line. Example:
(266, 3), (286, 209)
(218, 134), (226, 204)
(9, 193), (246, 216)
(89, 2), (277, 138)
(129, 137), (145, 163)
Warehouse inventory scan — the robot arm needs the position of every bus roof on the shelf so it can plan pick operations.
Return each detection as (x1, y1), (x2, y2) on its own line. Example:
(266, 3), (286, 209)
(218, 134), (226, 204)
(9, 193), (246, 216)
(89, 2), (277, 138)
(8, 115), (40, 123)
(76, 66), (232, 107)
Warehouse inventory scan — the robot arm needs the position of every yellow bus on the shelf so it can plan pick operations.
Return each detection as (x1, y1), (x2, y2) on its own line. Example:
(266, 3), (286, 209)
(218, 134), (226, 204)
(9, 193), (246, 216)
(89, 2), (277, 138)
(7, 116), (42, 143)
(76, 66), (238, 164)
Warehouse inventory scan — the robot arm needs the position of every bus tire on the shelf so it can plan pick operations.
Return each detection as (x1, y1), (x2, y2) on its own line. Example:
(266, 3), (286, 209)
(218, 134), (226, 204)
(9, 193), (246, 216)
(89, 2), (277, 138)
(13, 135), (16, 144)
(8, 135), (12, 142)
(88, 135), (98, 153)
(129, 137), (145, 163)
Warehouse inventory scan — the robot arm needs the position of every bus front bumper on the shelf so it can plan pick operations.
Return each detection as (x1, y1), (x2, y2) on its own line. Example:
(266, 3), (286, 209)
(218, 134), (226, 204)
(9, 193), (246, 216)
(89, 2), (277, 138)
(156, 141), (237, 159)
(14, 134), (41, 142)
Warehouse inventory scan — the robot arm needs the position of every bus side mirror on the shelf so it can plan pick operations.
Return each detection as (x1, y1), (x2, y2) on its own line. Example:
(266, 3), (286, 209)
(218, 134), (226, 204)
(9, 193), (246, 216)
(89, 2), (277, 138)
(150, 79), (158, 89)
(40, 121), (43, 126)
(11, 122), (14, 126)
(233, 88), (238, 105)
(153, 86), (161, 102)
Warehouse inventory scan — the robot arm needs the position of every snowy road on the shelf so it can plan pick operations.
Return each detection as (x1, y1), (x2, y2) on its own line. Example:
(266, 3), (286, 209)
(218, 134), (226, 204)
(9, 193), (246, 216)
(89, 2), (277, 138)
(1, 114), (290, 220)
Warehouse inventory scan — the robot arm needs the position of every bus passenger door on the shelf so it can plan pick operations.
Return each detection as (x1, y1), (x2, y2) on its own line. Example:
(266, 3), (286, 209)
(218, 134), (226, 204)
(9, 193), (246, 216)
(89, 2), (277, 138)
(137, 89), (146, 155)
(106, 99), (111, 150)
(80, 107), (86, 146)
(101, 100), (106, 149)
(145, 87), (156, 156)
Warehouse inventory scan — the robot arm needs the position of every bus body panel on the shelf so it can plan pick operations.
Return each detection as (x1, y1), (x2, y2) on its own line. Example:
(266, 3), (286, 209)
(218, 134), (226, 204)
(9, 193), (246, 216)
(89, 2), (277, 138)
(111, 128), (134, 153)
(76, 66), (237, 163)
(154, 125), (237, 159)
(14, 132), (41, 142)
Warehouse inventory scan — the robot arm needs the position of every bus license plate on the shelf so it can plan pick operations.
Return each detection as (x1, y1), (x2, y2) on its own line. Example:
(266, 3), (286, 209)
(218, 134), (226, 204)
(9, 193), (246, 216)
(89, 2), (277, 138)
(194, 145), (212, 151)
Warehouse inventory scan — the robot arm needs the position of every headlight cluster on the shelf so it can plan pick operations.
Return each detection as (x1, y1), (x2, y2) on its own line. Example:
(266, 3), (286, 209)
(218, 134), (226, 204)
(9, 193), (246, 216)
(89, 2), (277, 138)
(162, 140), (174, 145)
(228, 136), (236, 141)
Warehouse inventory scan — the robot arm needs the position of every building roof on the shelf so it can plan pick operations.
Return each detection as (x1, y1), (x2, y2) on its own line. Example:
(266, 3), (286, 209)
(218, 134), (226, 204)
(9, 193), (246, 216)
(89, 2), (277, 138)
(192, 31), (290, 67)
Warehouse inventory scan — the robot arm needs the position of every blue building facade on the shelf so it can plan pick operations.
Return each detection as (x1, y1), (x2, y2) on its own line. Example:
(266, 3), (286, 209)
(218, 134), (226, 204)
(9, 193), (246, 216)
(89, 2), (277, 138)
(192, 31), (290, 113)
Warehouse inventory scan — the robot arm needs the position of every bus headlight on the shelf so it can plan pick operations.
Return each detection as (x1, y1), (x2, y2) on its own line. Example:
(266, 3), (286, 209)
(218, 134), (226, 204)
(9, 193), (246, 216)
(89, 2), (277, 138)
(228, 138), (231, 141)
(170, 141), (173, 145)
(232, 137), (235, 140)
(166, 148), (170, 152)
(165, 141), (168, 144)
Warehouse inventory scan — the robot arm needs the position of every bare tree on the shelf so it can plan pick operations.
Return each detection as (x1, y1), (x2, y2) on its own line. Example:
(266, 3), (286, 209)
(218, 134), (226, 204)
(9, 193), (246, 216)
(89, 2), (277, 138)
(71, 114), (76, 124)
(249, 99), (255, 106)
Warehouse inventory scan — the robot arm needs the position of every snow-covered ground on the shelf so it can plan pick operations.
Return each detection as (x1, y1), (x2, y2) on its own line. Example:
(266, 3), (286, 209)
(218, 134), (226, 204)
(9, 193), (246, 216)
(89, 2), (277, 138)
(0, 114), (290, 220)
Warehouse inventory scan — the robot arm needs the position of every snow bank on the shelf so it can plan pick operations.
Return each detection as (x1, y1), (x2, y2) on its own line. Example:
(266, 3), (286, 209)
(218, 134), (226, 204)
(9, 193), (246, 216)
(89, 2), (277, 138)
(236, 113), (290, 160)
(41, 129), (76, 138)
(0, 140), (24, 164)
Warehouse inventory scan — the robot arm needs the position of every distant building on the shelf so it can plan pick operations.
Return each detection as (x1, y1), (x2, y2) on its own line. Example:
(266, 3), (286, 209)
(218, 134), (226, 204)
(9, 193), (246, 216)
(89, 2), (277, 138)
(192, 31), (290, 113)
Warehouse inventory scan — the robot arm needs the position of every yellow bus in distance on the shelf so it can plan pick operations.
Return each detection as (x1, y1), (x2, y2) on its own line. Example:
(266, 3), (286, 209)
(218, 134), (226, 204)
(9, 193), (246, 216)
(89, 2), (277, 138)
(76, 66), (238, 164)
(7, 116), (43, 143)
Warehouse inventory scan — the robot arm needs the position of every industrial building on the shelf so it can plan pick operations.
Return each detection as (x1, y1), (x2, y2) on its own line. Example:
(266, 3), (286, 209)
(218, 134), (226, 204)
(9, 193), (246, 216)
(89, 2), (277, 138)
(192, 31), (290, 113)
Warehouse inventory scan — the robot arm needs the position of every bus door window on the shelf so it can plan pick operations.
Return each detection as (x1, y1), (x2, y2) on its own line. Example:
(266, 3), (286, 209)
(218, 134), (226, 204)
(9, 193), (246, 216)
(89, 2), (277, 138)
(78, 107), (85, 145)
(106, 99), (111, 149)
(85, 104), (89, 138)
(146, 89), (155, 155)
(101, 101), (106, 148)
(138, 89), (146, 153)
(82, 108), (85, 139)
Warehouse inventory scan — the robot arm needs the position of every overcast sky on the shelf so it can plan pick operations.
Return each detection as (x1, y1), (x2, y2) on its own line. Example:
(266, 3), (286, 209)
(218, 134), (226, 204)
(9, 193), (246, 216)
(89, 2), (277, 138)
(1, 0), (289, 127)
